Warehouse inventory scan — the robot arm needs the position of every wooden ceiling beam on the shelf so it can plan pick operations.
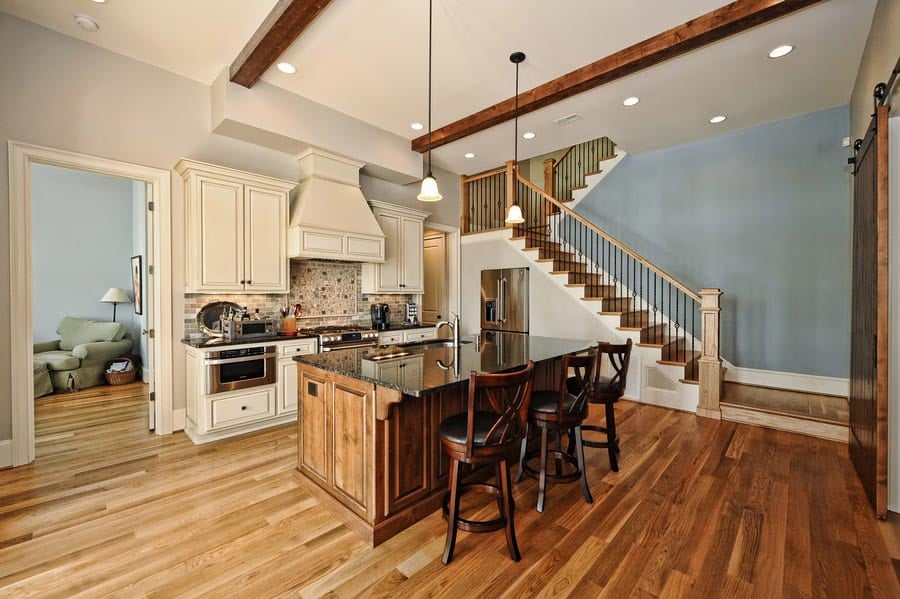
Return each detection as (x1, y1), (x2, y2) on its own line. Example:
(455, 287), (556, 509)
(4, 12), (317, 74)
(411, 0), (827, 153)
(230, 0), (334, 88)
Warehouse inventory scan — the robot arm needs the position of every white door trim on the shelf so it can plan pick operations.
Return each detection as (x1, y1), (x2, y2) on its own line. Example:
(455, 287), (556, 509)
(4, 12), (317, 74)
(8, 141), (174, 467)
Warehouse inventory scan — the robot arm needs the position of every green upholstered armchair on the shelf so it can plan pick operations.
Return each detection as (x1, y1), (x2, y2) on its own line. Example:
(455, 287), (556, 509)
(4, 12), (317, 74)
(33, 317), (134, 391)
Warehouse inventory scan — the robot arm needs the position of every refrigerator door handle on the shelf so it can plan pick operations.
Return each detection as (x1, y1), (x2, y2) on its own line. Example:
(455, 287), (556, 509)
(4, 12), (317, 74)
(496, 280), (502, 323)
(500, 278), (507, 323)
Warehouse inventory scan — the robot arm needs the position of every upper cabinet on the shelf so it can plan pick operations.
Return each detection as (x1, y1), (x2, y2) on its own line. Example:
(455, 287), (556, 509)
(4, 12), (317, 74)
(176, 159), (296, 293)
(362, 201), (429, 294)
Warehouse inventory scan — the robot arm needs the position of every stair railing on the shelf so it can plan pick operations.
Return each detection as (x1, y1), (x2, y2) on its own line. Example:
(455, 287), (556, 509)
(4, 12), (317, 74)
(513, 174), (723, 414)
(545, 137), (616, 201)
(460, 163), (510, 234)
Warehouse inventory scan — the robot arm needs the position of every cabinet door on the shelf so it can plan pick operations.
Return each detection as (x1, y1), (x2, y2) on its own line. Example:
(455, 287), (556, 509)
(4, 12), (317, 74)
(378, 332), (403, 345)
(330, 379), (370, 514)
(299, 370), (329, 483)
(385, 391), (430, 514)
(244, 185), (287, 292)
(278, 359), (298, 414)
(197, 176), (244, 290)
(400, 216), (424, 292)
(376, 212), (403, 292)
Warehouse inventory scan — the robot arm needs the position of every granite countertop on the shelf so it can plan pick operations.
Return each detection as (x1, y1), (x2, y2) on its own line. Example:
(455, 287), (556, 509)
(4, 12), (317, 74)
(293, 333), (594, 397)
(380, 323), (436, 331)
(181, 334), (317, 349)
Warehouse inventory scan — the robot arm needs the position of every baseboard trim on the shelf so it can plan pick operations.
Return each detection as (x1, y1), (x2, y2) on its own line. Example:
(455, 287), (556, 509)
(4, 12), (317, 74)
(172, 409), (186, 432)
(725, 366), (848, 397)
(721, 403), (848, 443)
(0, 439), (12, 469)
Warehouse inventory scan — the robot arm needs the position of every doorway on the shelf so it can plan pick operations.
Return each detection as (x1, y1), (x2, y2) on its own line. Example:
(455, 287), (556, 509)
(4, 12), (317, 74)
(8, 142), (173, 467)
(30, 164), (154, 439)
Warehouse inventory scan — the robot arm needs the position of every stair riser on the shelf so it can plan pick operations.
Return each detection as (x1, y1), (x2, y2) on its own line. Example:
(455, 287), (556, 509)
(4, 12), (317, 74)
(602, 298), (632, 312)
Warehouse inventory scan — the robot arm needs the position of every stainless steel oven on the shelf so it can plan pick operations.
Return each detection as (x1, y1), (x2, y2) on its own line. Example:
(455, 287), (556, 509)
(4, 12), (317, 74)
(205, 345), (277, 395)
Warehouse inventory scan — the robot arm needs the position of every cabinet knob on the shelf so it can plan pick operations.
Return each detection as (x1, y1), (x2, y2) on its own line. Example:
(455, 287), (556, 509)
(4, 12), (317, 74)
(241, 406), (247, 411)
(240, 280), (245, 284)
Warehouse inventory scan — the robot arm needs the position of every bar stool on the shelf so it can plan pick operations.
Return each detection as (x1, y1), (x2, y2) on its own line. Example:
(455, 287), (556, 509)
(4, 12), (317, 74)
(515, 352), (595, 512)
(438, 361), (535, 565)
(569, 339), (632, 472)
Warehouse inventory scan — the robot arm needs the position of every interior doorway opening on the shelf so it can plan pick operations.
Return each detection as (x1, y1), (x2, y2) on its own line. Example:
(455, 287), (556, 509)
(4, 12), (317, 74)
(8, 141), (173, 468)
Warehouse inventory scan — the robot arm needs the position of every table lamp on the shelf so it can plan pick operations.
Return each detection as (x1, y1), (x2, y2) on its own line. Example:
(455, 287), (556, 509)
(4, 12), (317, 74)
(100, 287), (130, 322)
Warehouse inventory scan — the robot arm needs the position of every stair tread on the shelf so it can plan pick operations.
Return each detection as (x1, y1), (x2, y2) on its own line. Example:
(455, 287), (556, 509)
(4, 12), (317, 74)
(599, 311), (625, 316)
(679, 378), (700, 385)
(658, 358), (699, 367)
(635, 342), (665, 348)
(617, 327), (643, 332)
(597, 154), (619, 163)
(571, 184), (588, 191)
(584, 169), (604, 177)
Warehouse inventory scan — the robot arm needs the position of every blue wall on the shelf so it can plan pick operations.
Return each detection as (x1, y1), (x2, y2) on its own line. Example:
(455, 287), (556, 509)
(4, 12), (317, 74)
(32, 164), (141, 349)
(577, 106), (851, 377)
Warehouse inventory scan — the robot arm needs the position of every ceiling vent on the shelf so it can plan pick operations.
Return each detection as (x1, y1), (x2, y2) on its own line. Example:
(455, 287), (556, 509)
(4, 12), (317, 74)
(554, 113), (582, 126)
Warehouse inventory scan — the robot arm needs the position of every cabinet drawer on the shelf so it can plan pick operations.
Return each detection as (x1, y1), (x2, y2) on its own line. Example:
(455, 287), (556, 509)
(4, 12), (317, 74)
(210, 387), (276, 430)
(403, 329), (436, 343)
(279, 339), (318, 356)
(378, 332), (403, 345)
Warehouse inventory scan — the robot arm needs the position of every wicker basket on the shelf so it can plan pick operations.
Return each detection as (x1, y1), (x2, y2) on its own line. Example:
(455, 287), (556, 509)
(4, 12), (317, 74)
(105, 357), (137, 386)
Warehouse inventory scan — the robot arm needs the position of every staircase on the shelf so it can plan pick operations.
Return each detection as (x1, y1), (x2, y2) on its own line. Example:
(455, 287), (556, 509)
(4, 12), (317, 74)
(460, 138), (724, 415)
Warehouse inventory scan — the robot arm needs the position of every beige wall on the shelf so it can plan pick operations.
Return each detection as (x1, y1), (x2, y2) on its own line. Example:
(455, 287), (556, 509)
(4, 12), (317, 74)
(850, 0), (900, 140)
(0, 13), (459, 441)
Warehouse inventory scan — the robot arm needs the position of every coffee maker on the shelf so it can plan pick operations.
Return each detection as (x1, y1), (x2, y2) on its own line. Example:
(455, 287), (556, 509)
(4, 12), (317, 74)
(370, 303), (390, 330)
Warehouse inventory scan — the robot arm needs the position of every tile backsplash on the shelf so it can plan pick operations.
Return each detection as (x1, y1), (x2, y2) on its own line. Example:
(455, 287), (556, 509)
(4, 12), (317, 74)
(184, 260), (415, 336)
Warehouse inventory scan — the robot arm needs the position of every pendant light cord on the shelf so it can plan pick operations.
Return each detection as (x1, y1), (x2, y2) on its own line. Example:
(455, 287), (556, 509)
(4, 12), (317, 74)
(426, 0), (433, 178)
(513, 58), (519, 205)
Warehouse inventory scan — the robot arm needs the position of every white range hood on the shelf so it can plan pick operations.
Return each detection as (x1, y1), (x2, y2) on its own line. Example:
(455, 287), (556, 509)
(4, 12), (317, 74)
(288, 149), (385, 262)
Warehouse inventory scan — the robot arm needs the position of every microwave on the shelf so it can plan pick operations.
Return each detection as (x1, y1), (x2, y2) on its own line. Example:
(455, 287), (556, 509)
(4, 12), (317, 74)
(221, 318), (276, 340)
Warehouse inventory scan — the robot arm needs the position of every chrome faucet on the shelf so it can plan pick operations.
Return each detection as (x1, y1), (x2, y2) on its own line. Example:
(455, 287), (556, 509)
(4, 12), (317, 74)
(436, 313), (460, 347)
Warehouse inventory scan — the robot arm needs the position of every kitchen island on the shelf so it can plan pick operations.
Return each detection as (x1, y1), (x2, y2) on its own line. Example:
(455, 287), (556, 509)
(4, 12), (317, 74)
(292, 333), (593, 546)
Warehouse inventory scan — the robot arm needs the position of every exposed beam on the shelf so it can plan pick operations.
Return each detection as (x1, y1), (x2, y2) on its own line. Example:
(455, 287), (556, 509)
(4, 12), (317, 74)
(230, 0), (334, 88)
(411, 0), (827, 153)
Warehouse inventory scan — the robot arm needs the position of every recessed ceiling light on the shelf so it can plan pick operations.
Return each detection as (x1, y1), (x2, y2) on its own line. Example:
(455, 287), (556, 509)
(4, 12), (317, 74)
(464, 152), (476, 159)
(73, 14), (99, 31)
(276, 62), (296, 74)
(709, 115), (727, 124)
(623, 96), (640, 107)
(522, 132), (536, 140)
(410, 122), (424, 131)
(91, 0), (107, 4)
(768, 45), (794, 59)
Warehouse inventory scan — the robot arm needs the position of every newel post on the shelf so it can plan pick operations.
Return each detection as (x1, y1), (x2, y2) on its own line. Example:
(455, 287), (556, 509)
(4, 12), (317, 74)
(543, 158), (555, 198)
(697, 288), (723, 419)
(460, 174), (469, 233)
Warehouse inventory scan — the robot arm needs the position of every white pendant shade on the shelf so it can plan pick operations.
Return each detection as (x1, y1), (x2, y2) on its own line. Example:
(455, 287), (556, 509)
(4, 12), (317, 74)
(505, 204), (524, 224)
(417, 175), (442, 202)
(100, 287), (130, 303)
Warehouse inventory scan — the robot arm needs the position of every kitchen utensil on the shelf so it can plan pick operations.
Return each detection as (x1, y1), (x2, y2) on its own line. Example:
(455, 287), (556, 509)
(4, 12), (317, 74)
(294, 304), (302, 318)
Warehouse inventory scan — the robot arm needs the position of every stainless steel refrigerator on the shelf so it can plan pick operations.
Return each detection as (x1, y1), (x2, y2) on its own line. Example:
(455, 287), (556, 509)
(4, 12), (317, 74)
(480, 267), (529, 333)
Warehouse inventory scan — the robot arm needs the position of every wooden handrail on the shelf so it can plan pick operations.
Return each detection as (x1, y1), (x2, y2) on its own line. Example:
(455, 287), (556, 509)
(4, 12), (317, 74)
(552, 145), (575, 173)
(516, 174), (702, 302)
(461, 165), (507, 184)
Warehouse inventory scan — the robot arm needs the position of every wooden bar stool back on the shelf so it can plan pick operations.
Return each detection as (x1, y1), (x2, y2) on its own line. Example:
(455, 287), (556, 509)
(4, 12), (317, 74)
(515, 352), (595, 512)
(574, 339), (632, 472)
(438, 361), (535, 564)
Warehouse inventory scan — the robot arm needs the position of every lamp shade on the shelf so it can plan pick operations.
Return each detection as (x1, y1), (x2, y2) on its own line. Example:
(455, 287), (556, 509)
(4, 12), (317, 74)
(100, 287), (130, 303)
(417, 175), (443, 202)
(505, 204), (524, 224)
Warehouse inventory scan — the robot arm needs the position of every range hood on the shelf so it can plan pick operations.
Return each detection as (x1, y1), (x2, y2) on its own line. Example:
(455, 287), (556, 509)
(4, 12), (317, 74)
(288, 149), (385, 262)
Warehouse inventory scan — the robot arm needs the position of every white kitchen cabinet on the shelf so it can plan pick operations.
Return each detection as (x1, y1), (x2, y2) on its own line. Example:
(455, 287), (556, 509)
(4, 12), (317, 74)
(377, 328), (437, 345)
(362, 201), (429, 294)
(177, 159), (295, 293)
(184, 337), (317, 444)
(277, 339), (318, 415)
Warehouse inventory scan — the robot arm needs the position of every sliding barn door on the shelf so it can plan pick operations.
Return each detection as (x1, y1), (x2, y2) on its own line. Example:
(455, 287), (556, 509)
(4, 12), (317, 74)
(849, 104), (889, 518)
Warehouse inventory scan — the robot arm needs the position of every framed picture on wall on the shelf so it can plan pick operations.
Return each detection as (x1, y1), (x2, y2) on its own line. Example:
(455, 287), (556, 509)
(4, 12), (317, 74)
(131, 255), (143, 315)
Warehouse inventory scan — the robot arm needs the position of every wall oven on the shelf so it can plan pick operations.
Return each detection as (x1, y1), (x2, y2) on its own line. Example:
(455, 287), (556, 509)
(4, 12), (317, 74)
(205, 346), (277, 395)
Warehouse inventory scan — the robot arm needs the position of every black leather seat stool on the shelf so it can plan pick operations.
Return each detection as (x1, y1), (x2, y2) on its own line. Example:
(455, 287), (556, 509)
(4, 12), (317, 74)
(568, 339), (632, 472)
(515, 352), (595, 512)
(438, 361), (534, 565)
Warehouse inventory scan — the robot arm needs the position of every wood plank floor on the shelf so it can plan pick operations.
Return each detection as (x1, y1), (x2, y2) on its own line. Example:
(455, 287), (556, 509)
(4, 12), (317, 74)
(0, 384), (897, 598)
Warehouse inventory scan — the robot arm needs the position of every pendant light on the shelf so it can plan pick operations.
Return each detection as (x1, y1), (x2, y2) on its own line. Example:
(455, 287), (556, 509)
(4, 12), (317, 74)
(417, 0), (442, 202)
(505, 51), (526, 224)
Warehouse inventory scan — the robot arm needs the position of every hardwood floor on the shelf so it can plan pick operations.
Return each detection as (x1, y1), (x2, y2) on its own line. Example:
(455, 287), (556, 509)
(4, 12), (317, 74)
(1, 385), (897, 597)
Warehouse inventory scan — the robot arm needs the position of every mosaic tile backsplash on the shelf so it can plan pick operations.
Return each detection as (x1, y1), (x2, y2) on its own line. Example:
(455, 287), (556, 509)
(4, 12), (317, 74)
(184, 260), (415, 337)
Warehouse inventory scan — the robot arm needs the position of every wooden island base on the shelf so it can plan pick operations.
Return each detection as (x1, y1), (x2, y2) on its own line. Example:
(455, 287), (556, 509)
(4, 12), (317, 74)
(294, 358), (562, 546)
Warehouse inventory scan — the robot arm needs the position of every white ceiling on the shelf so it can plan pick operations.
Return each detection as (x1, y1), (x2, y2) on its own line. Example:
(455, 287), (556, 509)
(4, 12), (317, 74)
(1, 0), (876, 176)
